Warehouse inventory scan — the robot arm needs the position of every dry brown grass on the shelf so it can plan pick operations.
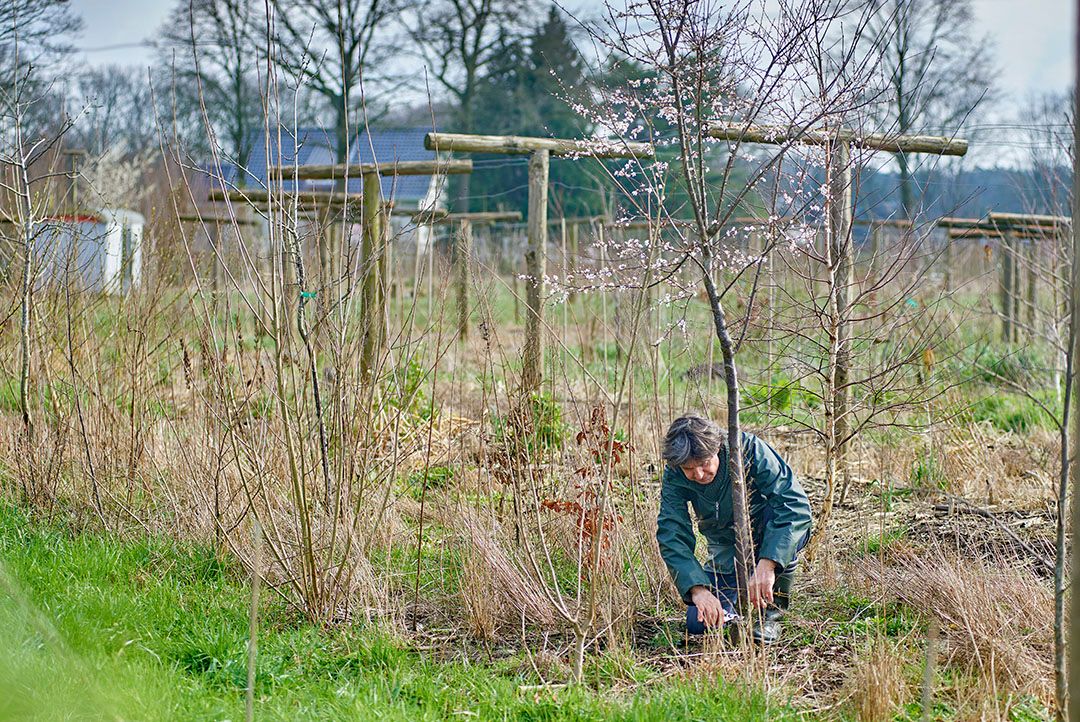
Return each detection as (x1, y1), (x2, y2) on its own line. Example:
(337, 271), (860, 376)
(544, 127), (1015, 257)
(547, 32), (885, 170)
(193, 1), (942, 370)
(432, 504), (559, 631)
(858, 547), (1053, 704)
(842, 636), (909, 722)
(460, 541), (501, 640)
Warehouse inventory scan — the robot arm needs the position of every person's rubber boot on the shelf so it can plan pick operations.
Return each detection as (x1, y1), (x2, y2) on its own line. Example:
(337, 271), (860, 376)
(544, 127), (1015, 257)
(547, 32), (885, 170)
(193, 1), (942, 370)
(751, 569), (793, 645)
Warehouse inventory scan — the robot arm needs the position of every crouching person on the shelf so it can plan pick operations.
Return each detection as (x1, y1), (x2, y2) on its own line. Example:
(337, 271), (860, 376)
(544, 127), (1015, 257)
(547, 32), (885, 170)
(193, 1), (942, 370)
(656, 414), (812, 644)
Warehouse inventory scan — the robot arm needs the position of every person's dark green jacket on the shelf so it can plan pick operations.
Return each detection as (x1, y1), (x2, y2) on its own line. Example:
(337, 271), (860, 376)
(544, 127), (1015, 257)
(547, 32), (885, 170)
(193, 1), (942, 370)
(656, 431), (812, 603)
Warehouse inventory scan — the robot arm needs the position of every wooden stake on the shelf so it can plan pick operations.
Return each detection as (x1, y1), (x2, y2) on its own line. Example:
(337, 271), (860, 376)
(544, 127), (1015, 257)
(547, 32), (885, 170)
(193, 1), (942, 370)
(568, 222), (579, 304)
(560, 217), (568, 358)
(1001, 234), (1014, 343)
(1012, 235), (1022, 343)
(943, 229), (953, 292)
(522, 149), (549, 393)
(1026, 238), (1038, 334)
(456, 219), (472, 339)
(379, 202), (391, 347)
(360, 171), (382, 375)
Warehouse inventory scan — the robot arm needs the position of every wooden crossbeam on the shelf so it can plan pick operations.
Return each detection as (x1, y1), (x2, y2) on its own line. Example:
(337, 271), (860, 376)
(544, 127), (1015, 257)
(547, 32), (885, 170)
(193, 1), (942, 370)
(273, 158), (474, 181)
(855, 218), (914, 229)
(177, 213), (260, 226)
(424, 132), (653, 159)
(938, 216), (1065, 235)
(936, 216), (992, 230)
(707, 123), (968, 156)
(988, 212), (1070, 228)
(209, 188), (366, 207)
(947, 227), (1048, 241)
(547, 215), (608, 225)
(413, 210), (522, 225)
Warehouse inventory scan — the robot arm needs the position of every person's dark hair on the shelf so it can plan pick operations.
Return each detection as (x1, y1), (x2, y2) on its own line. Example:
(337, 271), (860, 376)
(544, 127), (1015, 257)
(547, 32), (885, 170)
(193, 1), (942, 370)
(662, 414), (722, 467)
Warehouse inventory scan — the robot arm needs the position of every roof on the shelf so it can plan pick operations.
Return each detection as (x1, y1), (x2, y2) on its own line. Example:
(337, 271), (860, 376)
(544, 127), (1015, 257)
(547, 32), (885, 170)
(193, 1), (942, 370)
(45, 208), (145, 226)
(212, 126), (440, 204)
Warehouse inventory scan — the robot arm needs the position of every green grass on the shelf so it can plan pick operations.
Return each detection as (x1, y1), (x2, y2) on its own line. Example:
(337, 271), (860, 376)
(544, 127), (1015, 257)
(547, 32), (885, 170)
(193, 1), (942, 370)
(966, 391), (1056, 433)
(0, 505), (812, 721)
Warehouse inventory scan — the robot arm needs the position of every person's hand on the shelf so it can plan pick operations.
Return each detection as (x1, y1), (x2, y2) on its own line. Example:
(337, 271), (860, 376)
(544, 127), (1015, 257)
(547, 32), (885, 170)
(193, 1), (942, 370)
(747, 559), (777, 610)
(690, 585), (725, 630)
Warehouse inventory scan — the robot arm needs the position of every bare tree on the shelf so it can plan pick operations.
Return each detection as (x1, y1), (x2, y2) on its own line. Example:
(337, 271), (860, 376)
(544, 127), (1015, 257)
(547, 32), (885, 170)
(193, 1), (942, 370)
(0, 0), (82, 137)
(268, 0), (408, 163)
(866, 0), (998, 217)
(0, 0), (82, 78)
(569, 0), (885, 616)
(159, 0), (265, 178)
(68, 66), (158, 156)
(0, 12), (78, 459)
(403, 0), (529, 205)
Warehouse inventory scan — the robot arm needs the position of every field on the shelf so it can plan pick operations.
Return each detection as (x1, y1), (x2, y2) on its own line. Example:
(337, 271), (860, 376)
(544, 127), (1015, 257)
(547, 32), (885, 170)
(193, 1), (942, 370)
(0, 227), (1065, 720)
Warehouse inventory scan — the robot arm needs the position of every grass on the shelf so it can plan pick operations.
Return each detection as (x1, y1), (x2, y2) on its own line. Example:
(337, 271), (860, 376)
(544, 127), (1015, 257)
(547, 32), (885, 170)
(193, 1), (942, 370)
(0, 504), (811, 721)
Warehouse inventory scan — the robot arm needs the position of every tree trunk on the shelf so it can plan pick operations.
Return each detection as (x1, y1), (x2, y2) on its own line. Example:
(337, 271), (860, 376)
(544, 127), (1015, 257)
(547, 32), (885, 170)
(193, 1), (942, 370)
(1065, 9), (1080, 715)
(700, 266), (753, 598)
(1056, 293), (1073, 719)
(897, 151), (914, 219)
(828, 141), (855, 514)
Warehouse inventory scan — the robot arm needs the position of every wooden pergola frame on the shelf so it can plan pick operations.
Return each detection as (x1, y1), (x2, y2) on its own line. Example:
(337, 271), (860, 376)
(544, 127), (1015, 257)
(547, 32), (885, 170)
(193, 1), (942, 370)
(423, 131), (654, 393)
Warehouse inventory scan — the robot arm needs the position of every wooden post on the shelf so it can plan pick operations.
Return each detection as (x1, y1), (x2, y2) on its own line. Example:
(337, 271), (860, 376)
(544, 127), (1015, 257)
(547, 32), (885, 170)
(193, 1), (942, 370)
(599, 220), (610, 378)
(523, 149), (549, 393)
(560, 217), (568, 354)
(1011, 234), (1022, 343)
(943, 229), (953, 292)
(568, 222), (579, 304)
(1026, 237), (1037, 335)
(1000, 234), (1014, 343)
(1002, 234), (1012, 339)
(360, 171), (382, 375)
(210, 221), (224, 310)
(379, 201), (391, 345)
(456, 218), (472, 339)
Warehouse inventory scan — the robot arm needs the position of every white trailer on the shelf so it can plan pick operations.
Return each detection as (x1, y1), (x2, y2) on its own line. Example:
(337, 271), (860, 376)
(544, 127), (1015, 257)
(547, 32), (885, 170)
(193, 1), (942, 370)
(35, 208), (144, 294)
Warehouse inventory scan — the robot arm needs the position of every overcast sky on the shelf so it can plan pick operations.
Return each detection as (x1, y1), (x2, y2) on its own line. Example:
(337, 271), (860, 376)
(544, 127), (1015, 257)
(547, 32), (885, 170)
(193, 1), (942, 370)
(75, 0), (1073, 103)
